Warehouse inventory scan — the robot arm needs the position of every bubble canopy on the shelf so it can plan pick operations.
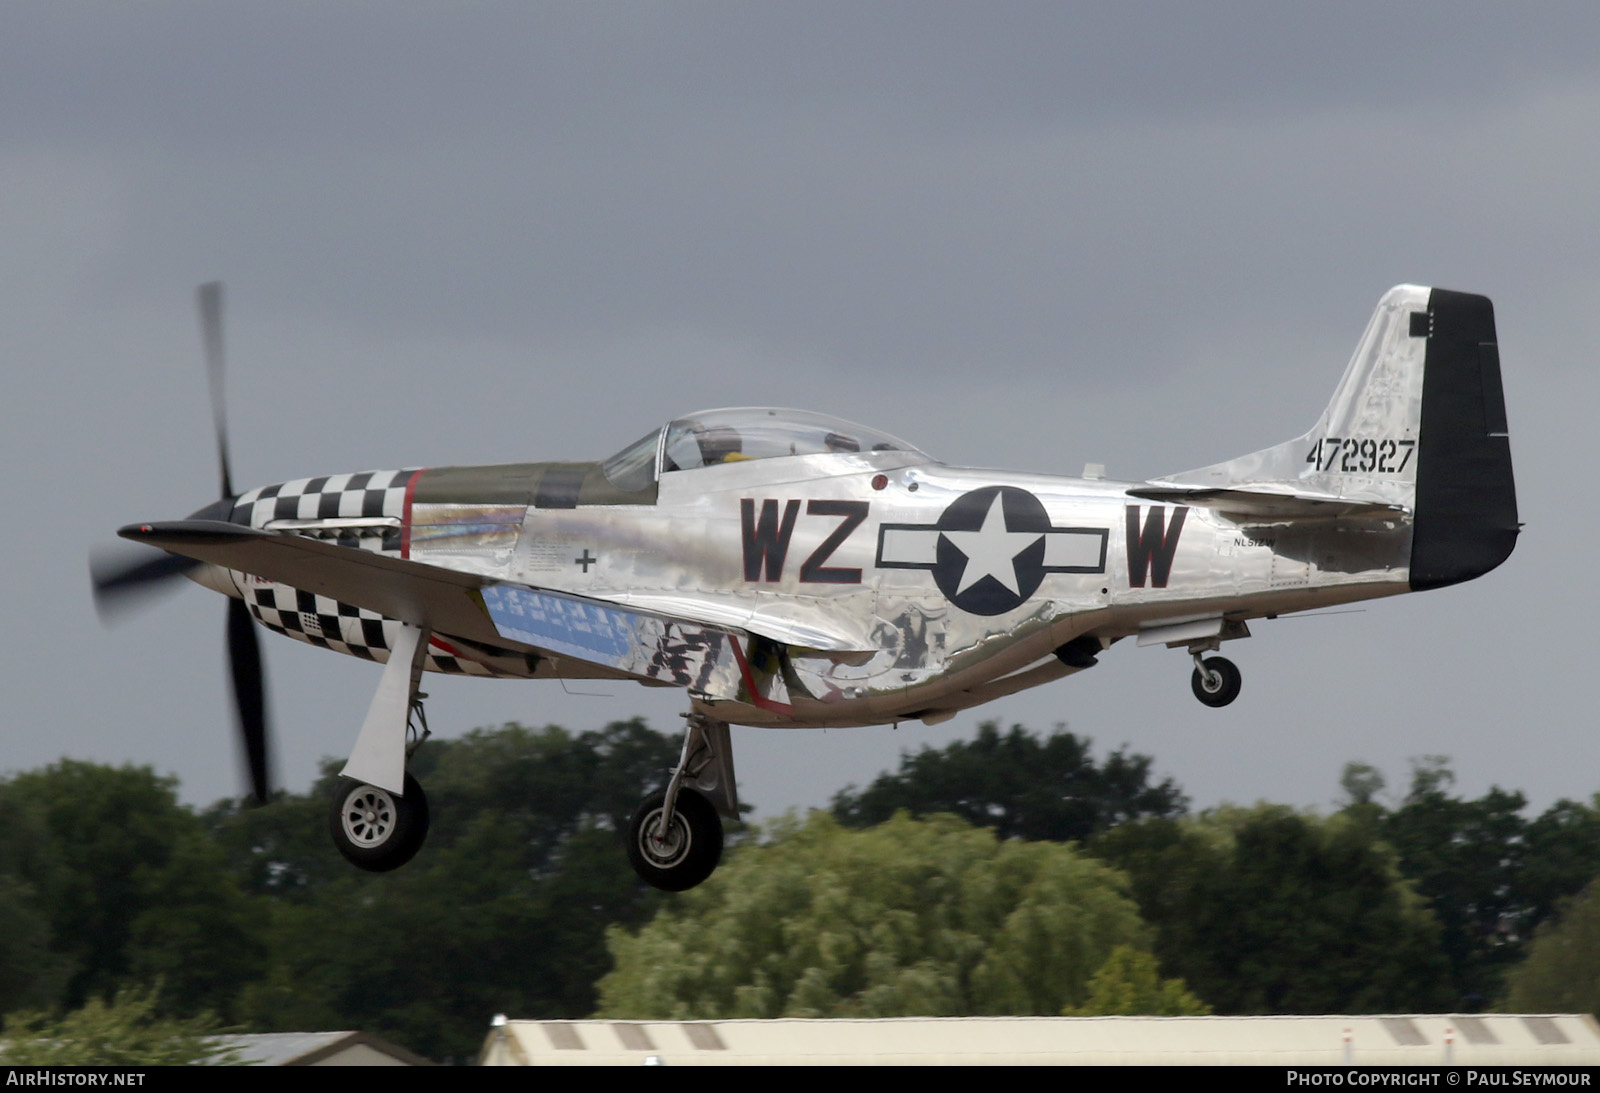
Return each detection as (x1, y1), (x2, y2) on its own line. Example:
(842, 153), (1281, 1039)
(602, 408), (931, 491)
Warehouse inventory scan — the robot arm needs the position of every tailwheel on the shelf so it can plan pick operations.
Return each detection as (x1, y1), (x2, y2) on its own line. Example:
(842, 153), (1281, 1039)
(1190, 654), (1242, 708)
(329, 772), (430, 872)
(627, 787), (722, 892)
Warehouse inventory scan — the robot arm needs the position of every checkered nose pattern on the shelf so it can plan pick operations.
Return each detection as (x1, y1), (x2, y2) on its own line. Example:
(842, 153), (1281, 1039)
(232, 469), (418, 530)
(242, 583), (511, 676)
(229, 469), (523, 677)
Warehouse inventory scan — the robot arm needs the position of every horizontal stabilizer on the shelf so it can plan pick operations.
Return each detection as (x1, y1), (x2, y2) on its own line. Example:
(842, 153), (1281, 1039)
(1126, 485), (1404, 520)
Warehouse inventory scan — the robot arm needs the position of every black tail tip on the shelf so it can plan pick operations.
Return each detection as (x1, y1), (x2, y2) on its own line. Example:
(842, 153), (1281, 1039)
(1409, 289), (1518, 591)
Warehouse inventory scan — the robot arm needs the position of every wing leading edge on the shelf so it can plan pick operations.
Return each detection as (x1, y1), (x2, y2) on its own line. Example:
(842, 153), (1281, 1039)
(118, 521), (792, 713)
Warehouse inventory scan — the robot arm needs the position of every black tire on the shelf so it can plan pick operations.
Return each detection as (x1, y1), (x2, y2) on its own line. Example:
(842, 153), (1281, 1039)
(626, 787), (723, 892)
(1191, 655), (1242, 708)
(329, 773), (430, 872)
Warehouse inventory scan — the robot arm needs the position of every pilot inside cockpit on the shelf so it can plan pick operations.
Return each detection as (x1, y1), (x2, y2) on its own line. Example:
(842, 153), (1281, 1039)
(693, 424), (751, 464)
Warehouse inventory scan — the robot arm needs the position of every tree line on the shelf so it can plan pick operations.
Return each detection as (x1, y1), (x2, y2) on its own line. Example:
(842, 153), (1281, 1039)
(0, 719), (680, 1061)
(3, 719), (1599, 1062)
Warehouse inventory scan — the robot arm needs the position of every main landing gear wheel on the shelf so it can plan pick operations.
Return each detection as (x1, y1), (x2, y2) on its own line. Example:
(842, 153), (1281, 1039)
(1191, 655), (1242, 708)
(627, 787), (723, 892)
(329, 772), (430, 872)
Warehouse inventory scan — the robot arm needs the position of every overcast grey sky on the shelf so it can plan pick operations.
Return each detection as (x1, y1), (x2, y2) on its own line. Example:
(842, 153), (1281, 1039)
(4, 2), (1596, 820)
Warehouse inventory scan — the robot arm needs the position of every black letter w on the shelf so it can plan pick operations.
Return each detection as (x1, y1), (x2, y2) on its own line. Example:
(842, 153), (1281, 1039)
(1126, 505), (1187, 588)
(742, 499), (801, 581)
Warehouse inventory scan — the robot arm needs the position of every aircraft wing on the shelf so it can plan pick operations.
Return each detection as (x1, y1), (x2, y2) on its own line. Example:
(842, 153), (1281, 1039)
(122, 520), (502, 640)
(119, 520), (793, 710)
(1124, 485), (1406, 521)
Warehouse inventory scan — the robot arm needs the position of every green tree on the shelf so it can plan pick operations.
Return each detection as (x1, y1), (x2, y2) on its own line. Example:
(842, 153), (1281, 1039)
(1062, 945), (1211, 1016)
(1379, 758), (1526, 1008)
(0, 984), (242, 1066)
(598, 811), (1156, 1019)
(0, 761), (265, 1019)
(1520, 798), (1600, 927)
(1339, 760), (1386, 808)
(1376, 759), (1600, 1008)
(225, 719), (683, 1062)
(0, 875), (70, 1016)
(832, 722), (1186, 842)
(1500, 880), (1600, 1016)
(1091, 805), (1452, 1014)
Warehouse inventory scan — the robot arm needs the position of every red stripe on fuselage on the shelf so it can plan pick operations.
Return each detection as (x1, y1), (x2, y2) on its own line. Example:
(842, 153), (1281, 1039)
(400, 468), (425, 558)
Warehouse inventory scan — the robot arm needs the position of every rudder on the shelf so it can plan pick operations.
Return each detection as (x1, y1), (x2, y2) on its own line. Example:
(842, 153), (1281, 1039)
(1409, 288), (1519, 589)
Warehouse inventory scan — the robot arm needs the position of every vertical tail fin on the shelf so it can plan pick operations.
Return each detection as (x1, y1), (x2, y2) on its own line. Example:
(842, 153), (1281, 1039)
(1146, 285), (1517, 586)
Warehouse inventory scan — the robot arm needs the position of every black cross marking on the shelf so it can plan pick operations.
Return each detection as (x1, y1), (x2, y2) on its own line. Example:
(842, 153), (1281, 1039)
(575, 549), (598, 572)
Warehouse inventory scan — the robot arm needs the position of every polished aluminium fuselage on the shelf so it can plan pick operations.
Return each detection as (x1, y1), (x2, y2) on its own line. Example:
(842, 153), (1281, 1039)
(506, 453), (1410, 727)
(206, 446), (1412, 730)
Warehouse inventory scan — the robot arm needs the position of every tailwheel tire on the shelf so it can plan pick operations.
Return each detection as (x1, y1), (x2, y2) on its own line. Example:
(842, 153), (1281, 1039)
(1191, 655), (1242, 708)
(627, 787), (723, 892)
(329, 773), (430, 872)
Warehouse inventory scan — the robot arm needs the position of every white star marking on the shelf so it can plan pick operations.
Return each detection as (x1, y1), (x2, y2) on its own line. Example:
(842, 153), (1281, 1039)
(940, 493), (1044, 595)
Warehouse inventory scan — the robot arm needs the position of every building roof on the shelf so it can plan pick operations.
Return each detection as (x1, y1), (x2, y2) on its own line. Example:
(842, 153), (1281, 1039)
(214, 1031), (433, 1066)
(480, 1014), (1600, 1066)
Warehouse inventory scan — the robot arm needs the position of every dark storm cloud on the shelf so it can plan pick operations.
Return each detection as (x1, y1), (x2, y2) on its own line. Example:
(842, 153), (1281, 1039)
(10, 3), (1597, 145)
(3, 3), (1596, 817)
(10, 3), (1597, 405)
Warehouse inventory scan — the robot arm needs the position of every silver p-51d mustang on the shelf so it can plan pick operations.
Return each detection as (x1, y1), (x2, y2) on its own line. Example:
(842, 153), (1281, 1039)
(95, 284), (1517, 890)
